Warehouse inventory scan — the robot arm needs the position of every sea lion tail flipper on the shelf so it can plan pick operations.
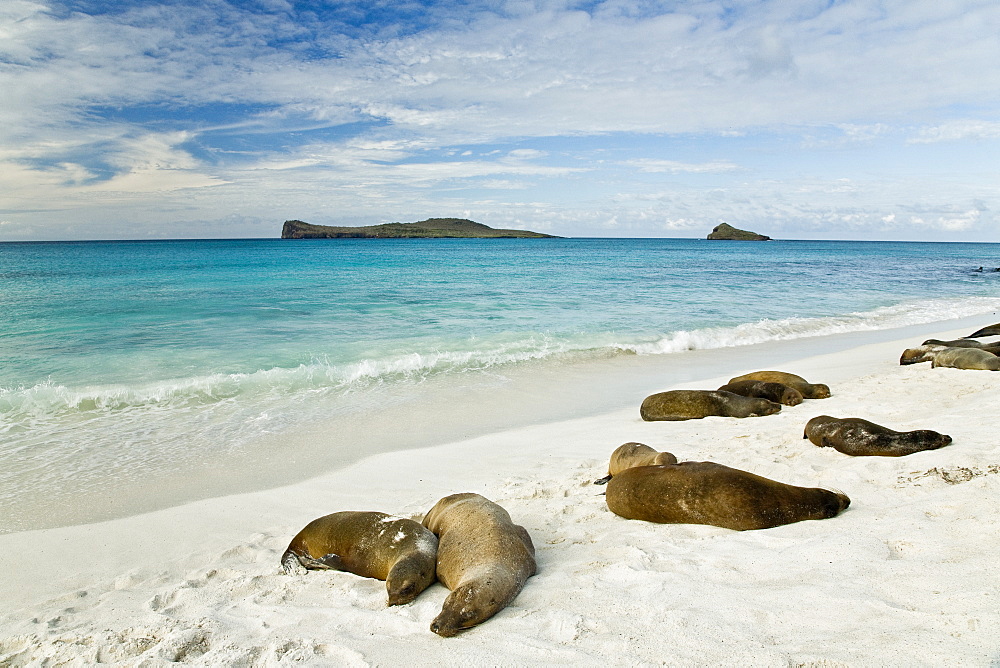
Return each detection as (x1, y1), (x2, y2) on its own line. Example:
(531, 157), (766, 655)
(280, 550), (308, 575)
(311, 553), (346, 570)
(593, 474), (612, 485)
(287, 551), (345, 571)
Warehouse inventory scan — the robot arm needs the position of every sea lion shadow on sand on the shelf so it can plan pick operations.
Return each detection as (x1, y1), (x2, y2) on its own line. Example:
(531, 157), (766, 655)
(595, 443), (850, 531)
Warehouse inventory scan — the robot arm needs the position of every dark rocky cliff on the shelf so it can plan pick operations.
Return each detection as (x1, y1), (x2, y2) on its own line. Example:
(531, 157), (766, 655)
(281, 218), (559, 239)
(707, 223), (771, 241)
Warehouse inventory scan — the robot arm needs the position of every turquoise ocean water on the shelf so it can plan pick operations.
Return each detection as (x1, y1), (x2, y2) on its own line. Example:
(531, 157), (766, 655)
(3, 238), (1000, 532)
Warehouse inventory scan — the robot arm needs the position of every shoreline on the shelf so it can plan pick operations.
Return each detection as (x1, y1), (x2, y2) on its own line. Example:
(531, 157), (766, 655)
(3, 316), (1000, 664)
(8, 311), (1000, 535)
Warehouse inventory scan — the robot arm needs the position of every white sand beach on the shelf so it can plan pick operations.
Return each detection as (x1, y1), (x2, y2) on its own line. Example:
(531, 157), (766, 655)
(2, 319), (1000, 666)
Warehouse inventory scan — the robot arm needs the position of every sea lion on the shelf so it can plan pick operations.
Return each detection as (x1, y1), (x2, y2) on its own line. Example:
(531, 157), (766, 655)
(899, 344), (943, 365)
(923, 338), (1000, 353)
(593, 442), (679, 484)
(422, 493), (536, 637)
(639, 389), (781, 421)
(281, 511), (438, 606)
(804, 415), (952, 457)
(727, 371), (831, 399)
(604, 459), (850, 531)
(967, 323), (1000, 338)
(931, 347), (1000, 371)
(717, 379), (804, 406)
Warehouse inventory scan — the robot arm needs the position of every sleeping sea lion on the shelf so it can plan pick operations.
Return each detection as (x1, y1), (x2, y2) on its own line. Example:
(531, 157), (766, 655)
(717, 379), (804, 406)
(604, 457), (850, 531)
(639, 389), (781, 421)
(922, 338), (1000, 350)
(931, 347), (1000, 371)
(727, 371), (831, 399)
(804, 415), (952, 457)
(422, 493), (536, 637)
(900, 345), (941, 365)
(593, 442), (678, 484)
(281, 511), (438, 606)
(899, 344), (943, 365)
(966, 323), (1000, 338)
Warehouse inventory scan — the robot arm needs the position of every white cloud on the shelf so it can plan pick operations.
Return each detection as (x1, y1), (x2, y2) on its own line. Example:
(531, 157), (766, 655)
(909, 120), (1000, 144)
(625, 159), (740, 174)
(3, 1), (1000, 239)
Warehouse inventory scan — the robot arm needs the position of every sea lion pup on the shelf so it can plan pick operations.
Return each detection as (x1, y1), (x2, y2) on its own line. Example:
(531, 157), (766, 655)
(639, 389), (781, 421)
(804, 415), (952, 457)
(967, 323), (1000, 338)
(593, 442), (679, 484)
(727, 370), (831, 399)
(931, 346), (1000, 371)
(717, 379), (804, 406)
(422, 493), (536, 637)
(281, 511), (438, 606)
(605, 460), (850, 531)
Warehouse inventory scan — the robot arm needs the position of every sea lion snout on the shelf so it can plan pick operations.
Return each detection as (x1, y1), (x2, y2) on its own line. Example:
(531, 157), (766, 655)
(831, 491), (851, 514)
(430, 583), (483, 637)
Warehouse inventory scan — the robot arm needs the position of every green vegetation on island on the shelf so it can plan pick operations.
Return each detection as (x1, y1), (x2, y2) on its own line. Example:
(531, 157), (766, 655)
(706, 223), (771, 241)
(281, 218), (559, 239)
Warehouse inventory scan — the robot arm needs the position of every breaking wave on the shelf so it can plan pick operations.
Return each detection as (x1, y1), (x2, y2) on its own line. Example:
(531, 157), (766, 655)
(3, 295), (998, 426)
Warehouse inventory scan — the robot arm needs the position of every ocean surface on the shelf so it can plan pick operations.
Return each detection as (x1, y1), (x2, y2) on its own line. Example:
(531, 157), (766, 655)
(3, 237), (1000, 533)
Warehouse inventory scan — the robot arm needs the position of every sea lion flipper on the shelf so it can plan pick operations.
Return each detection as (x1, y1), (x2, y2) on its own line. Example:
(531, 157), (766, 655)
(593, 474), (612, 485)
(288, 551), (345, 571)
(311, 553), (346, 570)
(281, 550), (308, 575)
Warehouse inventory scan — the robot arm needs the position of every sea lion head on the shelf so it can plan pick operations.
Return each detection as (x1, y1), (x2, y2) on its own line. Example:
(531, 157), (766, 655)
(778, 386), (805, 406)
(806, 383), (832, 399)
(595, 442), (678, 484)
(746, 398), (782, 417)
(908, 430), (953, 450)
(430, 581), (497, 637)
(821, 489), (852, 517)
(899, 345), (943, 365)
(386, 552), (437, 606)
(803, 415), (837, 439)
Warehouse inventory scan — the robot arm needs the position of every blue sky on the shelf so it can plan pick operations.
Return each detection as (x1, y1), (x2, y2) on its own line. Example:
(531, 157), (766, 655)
(2, 0), (999, 241)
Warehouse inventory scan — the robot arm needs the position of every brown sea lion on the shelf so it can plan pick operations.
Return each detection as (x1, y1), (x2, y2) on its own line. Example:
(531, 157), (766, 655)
(922, 338), (1000, 353)
(804, 415), (952, 457)
(604, 459), (850, 531)
(422, 493), (536, 637)
(899, 345), (943, 365)
(717, 379), (804, 406)
(639, 389), (781, 421)
(966, 323), (1000, 338)
(281, 511), (438, 606)
(593, 442), (678, 484)
(727, 371), (831, 399)
(931, 347), (1000, 370)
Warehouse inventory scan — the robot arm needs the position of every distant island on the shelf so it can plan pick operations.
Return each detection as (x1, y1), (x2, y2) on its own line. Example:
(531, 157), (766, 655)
(706, 223), (771, 241)
(281, 218), (559, 239)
